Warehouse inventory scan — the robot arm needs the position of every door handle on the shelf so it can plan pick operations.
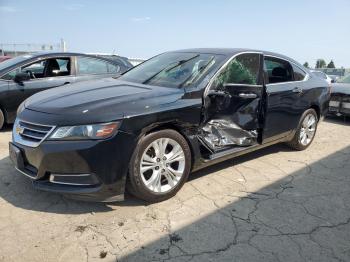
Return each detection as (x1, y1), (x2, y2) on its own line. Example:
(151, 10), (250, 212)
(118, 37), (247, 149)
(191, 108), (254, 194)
(63, 82), (70, 85)
(238, 93), (257, 99)
(292, 87), (303, 93)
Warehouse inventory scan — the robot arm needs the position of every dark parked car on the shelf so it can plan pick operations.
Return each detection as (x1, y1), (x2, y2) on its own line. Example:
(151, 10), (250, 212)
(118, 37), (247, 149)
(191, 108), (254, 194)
(9, 48), (330, 202)
(0, 52), (133, 129)
(328, 74), (350, 116)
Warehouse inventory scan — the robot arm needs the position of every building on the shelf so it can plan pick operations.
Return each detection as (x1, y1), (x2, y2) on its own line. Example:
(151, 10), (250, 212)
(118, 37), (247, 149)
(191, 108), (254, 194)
(313, 68), (347, 77)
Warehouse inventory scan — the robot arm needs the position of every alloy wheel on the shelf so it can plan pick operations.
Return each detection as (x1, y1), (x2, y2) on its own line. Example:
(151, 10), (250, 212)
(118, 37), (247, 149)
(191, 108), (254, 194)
(299, 113), (317, 146)
(140, 138), (185, 193)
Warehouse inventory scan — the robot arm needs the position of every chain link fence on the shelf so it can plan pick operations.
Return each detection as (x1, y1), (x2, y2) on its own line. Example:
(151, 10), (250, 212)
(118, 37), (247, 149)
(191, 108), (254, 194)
(0, 41), (65, 57)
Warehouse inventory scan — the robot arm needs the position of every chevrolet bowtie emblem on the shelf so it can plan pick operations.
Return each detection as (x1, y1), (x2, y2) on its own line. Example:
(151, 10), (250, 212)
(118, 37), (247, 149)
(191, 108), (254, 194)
(16, 125), (24, 135)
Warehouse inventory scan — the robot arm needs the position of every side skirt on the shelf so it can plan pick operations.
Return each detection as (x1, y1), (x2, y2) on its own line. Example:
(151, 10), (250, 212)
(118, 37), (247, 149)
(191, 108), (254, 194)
(191, 134), (293, 173)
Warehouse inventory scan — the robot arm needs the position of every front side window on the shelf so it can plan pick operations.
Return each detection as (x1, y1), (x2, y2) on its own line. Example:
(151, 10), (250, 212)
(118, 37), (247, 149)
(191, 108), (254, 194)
(265, 57), (293, 84)
(1, 69), (18, 80)
(23, 60), (46, 77)
(77, 57), (119, 75)
(211, 53), (260, 89)
(292, 64), (306, 81)
(1, 57), (71, 80)
(119, 52), (222, 88)
(0, 55), (34, 72)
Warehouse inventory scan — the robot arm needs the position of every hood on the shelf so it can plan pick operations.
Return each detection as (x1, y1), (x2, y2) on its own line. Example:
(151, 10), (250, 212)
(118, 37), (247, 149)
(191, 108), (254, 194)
(24, 78), (184, 122)
(331, 83), (350, 95)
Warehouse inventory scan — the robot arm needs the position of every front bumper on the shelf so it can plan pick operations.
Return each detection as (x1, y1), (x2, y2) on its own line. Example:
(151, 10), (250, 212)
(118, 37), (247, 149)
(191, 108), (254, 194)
(10, 130), (137, 202)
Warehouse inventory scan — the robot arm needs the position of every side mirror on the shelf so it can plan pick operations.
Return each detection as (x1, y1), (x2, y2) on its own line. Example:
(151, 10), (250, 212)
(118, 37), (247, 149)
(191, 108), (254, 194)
(14, 72), (31, 85)
(331, 79), (335, 83)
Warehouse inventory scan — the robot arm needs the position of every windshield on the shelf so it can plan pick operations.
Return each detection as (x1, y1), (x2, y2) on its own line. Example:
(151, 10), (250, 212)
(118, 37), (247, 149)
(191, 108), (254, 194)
(120, 52), (222, 88)
(338, 74), (350, 84)
(0, 55), (34, 71)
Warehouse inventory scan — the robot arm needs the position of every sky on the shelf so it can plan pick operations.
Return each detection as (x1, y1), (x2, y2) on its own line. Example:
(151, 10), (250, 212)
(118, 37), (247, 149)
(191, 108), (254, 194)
(0, 0), (350, 67)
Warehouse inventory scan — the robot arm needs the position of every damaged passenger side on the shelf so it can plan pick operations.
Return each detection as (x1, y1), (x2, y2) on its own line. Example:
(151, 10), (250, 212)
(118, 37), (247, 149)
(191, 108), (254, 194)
(198, 52), (264, 152)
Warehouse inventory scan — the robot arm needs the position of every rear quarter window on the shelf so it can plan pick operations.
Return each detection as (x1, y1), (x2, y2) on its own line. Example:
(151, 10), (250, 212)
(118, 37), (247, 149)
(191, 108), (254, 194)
(292, 64), (307, 81)
(77, 57), (120, 75)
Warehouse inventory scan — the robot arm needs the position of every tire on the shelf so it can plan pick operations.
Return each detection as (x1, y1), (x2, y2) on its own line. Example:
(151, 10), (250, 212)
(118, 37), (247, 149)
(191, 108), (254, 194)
(0, 109), (4, 130)
(286, 109), (318, 151)
(127, 129), (191, 202)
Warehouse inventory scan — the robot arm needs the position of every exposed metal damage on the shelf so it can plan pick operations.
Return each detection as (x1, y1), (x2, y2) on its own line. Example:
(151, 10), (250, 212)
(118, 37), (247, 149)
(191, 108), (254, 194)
(198, 119), (258, 151)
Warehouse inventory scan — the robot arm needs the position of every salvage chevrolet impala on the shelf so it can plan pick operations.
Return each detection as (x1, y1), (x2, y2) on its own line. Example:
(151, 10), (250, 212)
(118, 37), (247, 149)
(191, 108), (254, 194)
(10, 49), (330, 202)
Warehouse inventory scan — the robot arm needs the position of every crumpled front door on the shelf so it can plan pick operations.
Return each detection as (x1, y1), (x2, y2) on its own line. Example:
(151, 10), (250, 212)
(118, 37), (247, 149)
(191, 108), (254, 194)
(199, 53), (264, 152)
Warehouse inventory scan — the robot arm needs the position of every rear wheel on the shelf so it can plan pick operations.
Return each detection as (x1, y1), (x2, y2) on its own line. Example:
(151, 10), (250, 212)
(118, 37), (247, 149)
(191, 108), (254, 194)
(0, 109), (4, 130)
(287, 109), (318, 150)
(127, 129), (191, 202)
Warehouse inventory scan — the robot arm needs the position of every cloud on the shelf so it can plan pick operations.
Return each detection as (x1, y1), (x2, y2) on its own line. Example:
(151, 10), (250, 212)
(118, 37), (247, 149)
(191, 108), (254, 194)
(64, 3), (84, 11)
(0, 6), (16, 12)
(131, 17), (151, 23)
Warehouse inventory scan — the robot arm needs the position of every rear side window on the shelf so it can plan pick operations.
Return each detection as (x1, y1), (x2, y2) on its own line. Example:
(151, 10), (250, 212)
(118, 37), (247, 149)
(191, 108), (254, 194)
(212, 53), (260, 88)
(264, 57), (293, 84)
(292, 64), (306, 81)
(77, 57), (120, 75)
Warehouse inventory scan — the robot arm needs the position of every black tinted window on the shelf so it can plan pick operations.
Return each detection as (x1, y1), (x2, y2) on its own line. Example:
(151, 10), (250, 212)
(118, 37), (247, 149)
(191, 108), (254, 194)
(25, 58), (71, 78)
(293, 65), (306, 81)
(212, 53), (260, 88)
(265, 57), (293, 84)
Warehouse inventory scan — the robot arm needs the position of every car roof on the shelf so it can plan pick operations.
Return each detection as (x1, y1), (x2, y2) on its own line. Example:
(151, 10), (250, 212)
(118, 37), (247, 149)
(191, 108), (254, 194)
(26, 51), (123, 59)
(169, 48), (304, 67)
(0, 52), (132, 76)
(25, 52), (133, 68)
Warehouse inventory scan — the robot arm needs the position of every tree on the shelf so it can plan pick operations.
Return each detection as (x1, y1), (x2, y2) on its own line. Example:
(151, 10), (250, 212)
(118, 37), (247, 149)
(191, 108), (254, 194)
(315, 59), (326, 68)
(327, 60), (335, 68)
(303, 62), (309, 68)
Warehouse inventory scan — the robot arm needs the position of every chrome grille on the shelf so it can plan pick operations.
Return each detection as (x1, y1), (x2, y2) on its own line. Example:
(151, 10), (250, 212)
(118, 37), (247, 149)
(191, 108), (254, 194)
(13, 119), (55, 147)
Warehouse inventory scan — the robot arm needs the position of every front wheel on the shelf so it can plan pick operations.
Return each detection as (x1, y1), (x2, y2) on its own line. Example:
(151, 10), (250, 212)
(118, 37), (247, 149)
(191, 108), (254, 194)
(127, 129), (191, 202)
(286, 109), (318, 150)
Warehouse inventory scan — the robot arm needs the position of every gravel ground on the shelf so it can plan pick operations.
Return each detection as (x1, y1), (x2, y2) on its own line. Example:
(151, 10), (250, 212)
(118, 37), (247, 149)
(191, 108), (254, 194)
(0, 117), (350, 262)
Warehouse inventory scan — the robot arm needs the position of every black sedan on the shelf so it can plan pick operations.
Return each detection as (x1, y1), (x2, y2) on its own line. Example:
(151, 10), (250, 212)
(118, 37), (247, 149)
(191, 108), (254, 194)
(0, 52), (133, 129)
(10, 48), (330, 202)
(328, 74), (350, 116)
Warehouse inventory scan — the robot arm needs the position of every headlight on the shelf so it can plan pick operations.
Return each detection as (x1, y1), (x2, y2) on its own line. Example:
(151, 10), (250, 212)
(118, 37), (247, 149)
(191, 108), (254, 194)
(48, 122), (120, 140)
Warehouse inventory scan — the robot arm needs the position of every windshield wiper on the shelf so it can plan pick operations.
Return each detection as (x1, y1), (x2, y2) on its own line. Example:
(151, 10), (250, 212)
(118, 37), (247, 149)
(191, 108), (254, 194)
(142, 54), (200, 85)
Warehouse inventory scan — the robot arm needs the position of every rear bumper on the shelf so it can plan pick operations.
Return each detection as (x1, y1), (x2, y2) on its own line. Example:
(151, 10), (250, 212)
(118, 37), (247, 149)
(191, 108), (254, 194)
(328, 101), (350, 116)
(10, 130), (137, 202)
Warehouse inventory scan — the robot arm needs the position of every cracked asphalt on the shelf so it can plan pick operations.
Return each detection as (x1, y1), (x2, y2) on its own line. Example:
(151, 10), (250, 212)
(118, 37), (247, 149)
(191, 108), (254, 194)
(0, 117), (350, 262)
